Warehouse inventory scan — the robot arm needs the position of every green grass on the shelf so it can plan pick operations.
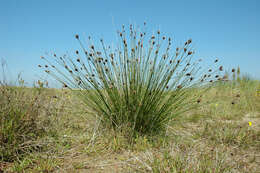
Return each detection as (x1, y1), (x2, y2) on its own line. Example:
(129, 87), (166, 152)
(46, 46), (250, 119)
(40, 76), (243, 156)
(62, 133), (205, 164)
(1, 78), (259, 172)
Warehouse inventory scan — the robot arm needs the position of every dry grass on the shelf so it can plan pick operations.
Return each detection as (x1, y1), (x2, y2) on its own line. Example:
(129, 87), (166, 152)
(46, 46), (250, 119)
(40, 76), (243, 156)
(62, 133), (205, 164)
(1, 79), (260, 173)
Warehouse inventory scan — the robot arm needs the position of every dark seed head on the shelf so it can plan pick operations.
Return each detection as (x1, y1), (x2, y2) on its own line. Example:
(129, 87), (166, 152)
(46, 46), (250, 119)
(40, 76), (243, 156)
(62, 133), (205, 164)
(177, 85), (182, 89)
(77, 58), (80, 62)
(75, 35), (79, 39)
(232, 68), (235, 73)
(45, 65), (48, 68)
(76, 50), (79, 54)
(209, 69), (212, 72)
(188, 51), (192, 55)
(38, 65), (42, 67)
(91, 45), (94, 50)
(162, 36), (166, 40)
(186, 73), (191, 76)
(184, 48), (187, 52)
(214, 59), (218, 63)
(163, 55), (166, 60)
(197, 99), (201, 103)
(219, 66), (223, 71)
(231, 101), (235, 105)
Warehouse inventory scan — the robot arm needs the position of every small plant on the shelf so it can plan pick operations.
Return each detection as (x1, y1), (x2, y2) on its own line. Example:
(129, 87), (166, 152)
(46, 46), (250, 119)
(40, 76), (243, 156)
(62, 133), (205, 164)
(40, 23), (226, 138)
(0, 83), (48, 161)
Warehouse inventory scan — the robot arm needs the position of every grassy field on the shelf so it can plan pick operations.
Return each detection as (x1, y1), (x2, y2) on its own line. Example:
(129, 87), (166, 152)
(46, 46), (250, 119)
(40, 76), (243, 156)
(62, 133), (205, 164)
(1, 79), (260, 173)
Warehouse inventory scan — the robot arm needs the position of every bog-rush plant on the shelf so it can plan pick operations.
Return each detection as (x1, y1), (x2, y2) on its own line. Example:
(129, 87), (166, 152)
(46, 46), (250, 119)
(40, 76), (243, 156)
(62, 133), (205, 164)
(40, 23), (225, 137)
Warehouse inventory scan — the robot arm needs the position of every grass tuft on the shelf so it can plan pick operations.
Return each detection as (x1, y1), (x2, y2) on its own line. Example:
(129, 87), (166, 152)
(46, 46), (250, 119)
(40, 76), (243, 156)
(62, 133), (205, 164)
(40, 23), (226, 138)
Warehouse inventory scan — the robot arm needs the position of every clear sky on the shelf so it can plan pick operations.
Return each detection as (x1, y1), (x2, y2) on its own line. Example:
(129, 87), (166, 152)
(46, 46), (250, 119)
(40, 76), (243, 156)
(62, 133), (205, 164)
(1, 0), (259, 86)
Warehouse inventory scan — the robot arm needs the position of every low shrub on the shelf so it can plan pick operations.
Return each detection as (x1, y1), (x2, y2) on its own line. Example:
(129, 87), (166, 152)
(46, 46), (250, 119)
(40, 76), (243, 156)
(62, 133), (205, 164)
(0, 61), (54, 161)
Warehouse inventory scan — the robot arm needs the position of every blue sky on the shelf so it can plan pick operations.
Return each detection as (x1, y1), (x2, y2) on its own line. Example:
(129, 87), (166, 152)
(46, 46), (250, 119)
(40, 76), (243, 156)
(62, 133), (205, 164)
(0, 0), (259, 86)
